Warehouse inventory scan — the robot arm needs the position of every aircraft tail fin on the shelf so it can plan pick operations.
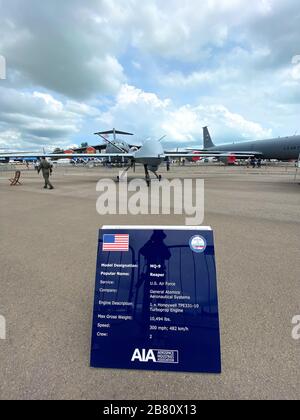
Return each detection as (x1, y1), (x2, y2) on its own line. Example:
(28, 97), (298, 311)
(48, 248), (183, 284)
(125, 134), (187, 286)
(203, 126), (215, 149)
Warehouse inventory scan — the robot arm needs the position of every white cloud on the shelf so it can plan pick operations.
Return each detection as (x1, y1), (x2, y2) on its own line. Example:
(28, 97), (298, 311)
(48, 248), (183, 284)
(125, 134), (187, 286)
(0, 0), (299, 149)
(0, 88), (101, 149)
(291, 55), (300, 81)
(116, 84), (170, 109)
(162, 68), (239, 89)
(162, 106), (201, 142)
(162, 104), (272, 143)
(0, 129), (22, 149)
(0, 0), (126, 99)
(127, 0), (275, 61)
(97, 85), (271, 145)
(33, 92), (64, 112)
(196, 104), (272, 139)
(0, 0), (293, 99)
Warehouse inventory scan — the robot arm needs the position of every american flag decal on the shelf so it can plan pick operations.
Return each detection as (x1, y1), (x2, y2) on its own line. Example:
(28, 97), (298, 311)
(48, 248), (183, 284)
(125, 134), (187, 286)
(102, 234), (129, 252)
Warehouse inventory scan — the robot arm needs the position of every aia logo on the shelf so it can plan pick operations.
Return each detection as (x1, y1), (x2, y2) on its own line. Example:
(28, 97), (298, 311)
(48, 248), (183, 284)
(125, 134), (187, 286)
(131, 348), (156, 363)
(131, 348), (179, 364)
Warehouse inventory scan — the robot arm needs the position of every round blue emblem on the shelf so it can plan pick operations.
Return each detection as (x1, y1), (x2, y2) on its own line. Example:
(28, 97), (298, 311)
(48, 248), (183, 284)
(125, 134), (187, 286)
(189, 235), (207, 253)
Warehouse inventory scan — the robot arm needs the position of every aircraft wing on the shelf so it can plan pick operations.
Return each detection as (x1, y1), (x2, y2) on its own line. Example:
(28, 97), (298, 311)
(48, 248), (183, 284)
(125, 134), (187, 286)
(0, 150), (256, 160)
(94, 129), (134, 136)
(165, 152), (255, 158)
(0, 152), (135, 159)
(185, 149), (262, 156)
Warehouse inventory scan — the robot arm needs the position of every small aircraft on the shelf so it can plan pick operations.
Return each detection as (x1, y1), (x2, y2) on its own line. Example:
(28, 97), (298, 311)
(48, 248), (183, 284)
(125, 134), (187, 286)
(70, 129), (140, 165)
(0, 128), (253, 186)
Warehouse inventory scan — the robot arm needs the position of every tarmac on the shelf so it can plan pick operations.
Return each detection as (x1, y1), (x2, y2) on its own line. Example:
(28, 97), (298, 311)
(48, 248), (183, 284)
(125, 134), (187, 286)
(0, 164), (299, 400)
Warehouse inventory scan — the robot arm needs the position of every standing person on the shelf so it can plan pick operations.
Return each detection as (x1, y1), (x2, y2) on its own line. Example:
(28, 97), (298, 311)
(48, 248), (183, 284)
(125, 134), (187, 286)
(251, 157), (257, 168)
(38, 157), (54, 189)
(166, 158), (170, 171)
(257, 158), (262, 168)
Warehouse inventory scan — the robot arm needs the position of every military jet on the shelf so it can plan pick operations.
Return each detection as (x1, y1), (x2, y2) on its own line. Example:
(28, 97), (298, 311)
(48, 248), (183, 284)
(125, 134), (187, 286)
(188, 127), (300, 162)
(0, 128), (253, 186)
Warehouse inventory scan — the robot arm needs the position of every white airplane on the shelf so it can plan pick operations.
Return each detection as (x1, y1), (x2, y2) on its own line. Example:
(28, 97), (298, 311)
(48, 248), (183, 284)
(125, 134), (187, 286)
(0, 129), (253, 186)
(50, 158), (73, 165)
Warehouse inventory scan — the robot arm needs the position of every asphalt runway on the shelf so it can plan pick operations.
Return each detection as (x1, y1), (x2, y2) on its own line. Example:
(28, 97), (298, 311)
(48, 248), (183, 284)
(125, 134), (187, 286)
(0, 164), (299, 400)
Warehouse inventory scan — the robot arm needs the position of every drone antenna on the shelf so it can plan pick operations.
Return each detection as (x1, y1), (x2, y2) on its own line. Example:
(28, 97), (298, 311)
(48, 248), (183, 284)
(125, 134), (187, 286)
(158, 135), (166, 142)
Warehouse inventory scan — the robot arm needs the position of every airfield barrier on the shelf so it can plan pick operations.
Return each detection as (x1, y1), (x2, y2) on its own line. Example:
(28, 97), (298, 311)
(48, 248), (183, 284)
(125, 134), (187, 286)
(0, 164), (16, 172)
(0, 165), (17, 182)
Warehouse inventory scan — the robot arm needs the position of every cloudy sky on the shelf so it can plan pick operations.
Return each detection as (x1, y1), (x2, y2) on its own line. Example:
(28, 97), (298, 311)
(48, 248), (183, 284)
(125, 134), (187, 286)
(0, 0), (300, 150)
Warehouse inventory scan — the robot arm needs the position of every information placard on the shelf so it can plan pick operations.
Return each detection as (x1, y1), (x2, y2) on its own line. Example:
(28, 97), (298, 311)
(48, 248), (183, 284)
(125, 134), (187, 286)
(90, 226), (221, 373)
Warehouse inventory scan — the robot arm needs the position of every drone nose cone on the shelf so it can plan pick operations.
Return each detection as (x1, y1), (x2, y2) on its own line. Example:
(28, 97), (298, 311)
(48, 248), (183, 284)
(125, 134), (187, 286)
(136, 139), (164, 158)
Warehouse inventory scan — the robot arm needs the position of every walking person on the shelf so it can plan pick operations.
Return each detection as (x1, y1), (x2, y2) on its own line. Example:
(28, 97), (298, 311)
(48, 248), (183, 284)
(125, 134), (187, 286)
(38, 157), (54, 189)
(251, 157), (257, 168)
(166, 158), (170, 171)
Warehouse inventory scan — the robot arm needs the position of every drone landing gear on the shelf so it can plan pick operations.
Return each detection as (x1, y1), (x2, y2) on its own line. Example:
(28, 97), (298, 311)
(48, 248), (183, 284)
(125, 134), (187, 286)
(116, 164), (162, 186)
(116, 163), (133, 182)
(144, 164), (162, 187)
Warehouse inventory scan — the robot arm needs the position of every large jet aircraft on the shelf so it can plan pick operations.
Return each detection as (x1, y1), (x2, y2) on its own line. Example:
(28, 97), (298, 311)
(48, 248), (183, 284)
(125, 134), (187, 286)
(189, 127), (300, 161)
(0, 128), (252, 185)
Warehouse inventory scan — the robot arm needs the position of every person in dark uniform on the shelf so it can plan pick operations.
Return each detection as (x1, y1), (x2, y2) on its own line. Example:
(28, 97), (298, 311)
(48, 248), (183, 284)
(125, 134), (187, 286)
(135, 230), (171, 338)
(257, 158), (262, 168)
(251, 157), (257, 168)
(38, 157), (54, 189)
(166, 158), (171, 171)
